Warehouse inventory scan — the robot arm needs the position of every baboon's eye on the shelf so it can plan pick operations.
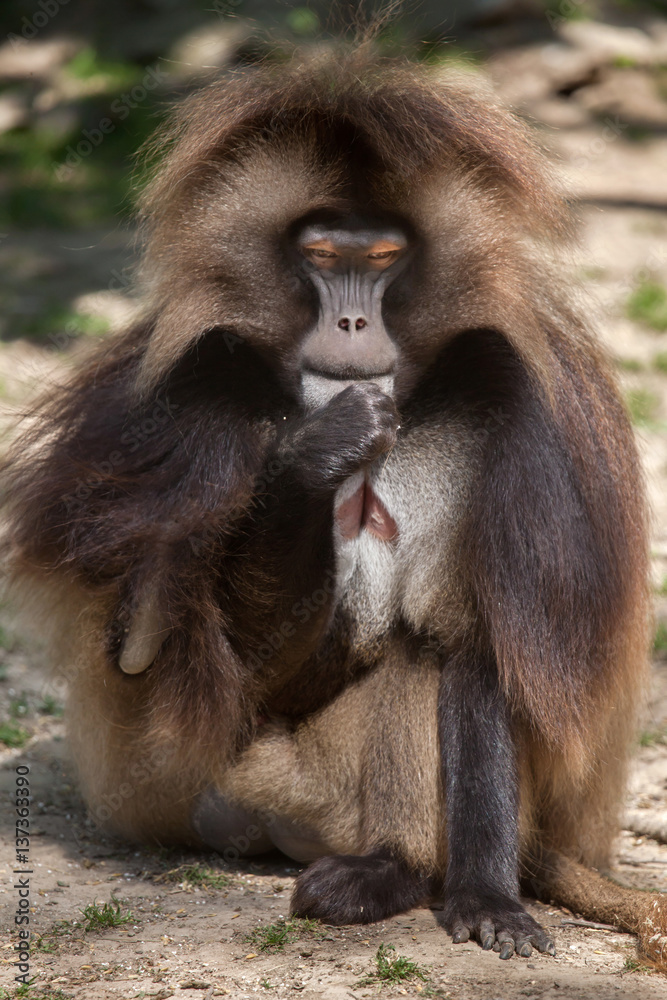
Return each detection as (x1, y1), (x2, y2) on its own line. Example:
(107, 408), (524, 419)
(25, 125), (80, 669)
(366, 242), (403, 269)
(302, 241), (340, 268)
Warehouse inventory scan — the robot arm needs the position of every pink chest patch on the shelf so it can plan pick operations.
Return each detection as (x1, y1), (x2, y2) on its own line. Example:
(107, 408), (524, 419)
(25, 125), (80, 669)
(336, 481), (398, 542)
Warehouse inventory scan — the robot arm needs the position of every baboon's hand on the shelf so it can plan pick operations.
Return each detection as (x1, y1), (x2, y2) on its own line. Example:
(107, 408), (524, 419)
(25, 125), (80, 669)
(287, 383), (400, 491)
(442, 890), (556, 960)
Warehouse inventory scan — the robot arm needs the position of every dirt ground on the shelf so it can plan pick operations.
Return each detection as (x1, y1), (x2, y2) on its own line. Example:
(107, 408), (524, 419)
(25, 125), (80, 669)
(3, 11), (667, 1000)
(0, 653), (667, 1000)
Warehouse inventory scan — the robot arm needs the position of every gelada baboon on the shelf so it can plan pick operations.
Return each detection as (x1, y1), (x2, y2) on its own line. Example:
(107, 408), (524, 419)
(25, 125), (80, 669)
(3, 50), (664, 963)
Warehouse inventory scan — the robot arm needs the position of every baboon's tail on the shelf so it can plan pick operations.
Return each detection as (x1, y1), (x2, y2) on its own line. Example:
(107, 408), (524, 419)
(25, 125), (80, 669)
(525, 849), (667, 971)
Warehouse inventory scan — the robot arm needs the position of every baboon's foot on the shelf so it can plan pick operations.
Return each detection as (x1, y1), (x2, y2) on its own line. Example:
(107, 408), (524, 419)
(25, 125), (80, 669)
(442, 888), (556, 960)
(291, 849), (431, 924)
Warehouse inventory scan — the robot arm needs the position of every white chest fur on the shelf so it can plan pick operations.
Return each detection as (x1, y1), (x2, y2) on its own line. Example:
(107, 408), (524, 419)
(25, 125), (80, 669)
(331, 415), (480, 640)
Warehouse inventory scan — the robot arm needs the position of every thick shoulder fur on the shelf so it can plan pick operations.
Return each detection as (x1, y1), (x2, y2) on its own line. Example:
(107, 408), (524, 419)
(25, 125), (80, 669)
(1, 51), (649, 765)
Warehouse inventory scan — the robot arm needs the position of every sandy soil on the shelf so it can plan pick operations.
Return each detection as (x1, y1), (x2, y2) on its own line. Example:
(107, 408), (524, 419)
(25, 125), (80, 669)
(3, 15), (667, 1000)
(1, 656), (667, 999)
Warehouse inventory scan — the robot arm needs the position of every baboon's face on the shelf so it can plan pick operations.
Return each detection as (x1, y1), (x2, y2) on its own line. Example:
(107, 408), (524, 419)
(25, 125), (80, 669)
(292, 212), (413, 409)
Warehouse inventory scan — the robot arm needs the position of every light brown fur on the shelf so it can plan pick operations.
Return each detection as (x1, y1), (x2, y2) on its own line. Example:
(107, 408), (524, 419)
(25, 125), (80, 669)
(57, 629), (667, 967)
(1, 50), (658, 964)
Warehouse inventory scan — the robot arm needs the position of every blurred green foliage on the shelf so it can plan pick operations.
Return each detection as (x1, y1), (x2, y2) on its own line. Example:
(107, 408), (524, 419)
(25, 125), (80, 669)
(615, 357), (644, 372)
(0, 46), (163, 230)
(654, 621), (667, 656)
(286, 7), (321, 36)
(64, 46), (140, 87)
(626, 387), (662, 427)
(627, 280), (667, 333)
(0, 720), (30, 747)
(22, 305), (110, 343)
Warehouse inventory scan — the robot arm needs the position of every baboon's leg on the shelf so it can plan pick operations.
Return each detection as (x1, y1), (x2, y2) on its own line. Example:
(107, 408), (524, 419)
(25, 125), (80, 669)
(290, 655), (446, 923)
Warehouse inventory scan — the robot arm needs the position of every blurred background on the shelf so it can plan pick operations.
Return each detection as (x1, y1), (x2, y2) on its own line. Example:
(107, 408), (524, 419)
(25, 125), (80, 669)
(1, 3), (667, 994)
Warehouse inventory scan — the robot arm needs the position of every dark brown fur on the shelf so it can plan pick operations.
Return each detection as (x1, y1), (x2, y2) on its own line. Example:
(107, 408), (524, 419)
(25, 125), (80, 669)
(1, 51), (657, 962)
